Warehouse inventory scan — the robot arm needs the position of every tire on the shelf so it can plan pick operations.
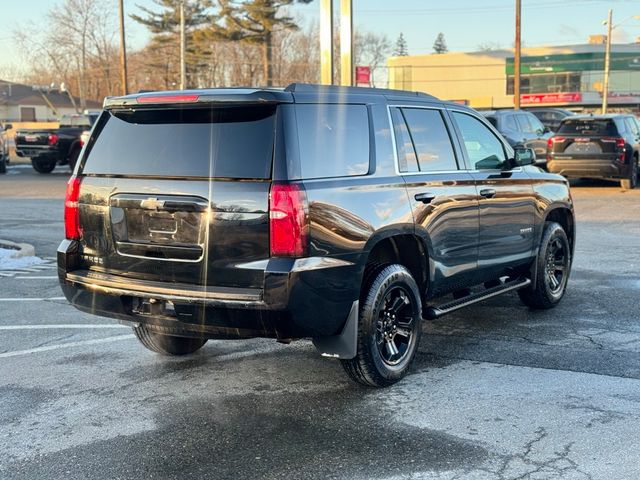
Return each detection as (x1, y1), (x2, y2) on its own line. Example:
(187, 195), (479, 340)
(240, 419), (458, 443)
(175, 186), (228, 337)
(341, 264), (423, 387)
(0, 155), (6, 174)
(620, 157), (638, 190)
(31, 158), (56, 174)
(68, 147), (80, 172)
(518, 221), (571, 309)
(133, 325), (207, 355)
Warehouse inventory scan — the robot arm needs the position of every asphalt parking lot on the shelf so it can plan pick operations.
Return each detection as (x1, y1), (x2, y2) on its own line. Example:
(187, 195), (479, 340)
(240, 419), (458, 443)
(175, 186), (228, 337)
(1, 162), (639, 480)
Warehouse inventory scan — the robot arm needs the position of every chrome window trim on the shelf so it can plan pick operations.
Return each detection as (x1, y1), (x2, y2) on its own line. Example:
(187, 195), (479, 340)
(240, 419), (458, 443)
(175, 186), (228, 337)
(386, 104), (465, 177)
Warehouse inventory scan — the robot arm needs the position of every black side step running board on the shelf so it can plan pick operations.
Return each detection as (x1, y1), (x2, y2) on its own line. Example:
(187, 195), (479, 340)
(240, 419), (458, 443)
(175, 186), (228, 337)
(424, 278), (531, 320)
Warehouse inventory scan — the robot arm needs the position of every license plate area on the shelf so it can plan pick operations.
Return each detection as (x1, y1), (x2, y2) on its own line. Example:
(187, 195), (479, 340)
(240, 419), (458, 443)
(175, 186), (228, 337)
(109, 194), (208, 261)
(565, 142), (602, 155)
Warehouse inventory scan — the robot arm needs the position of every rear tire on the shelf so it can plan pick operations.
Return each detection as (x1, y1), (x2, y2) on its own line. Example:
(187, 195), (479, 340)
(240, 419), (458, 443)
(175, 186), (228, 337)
(341, 264), (422, 387)
(133, 325), (207, 355)
(620, 158), (638, 190)
(518, 221), (571, 309)
(31, 158), (56, 174)
(68, 147), (81, 171)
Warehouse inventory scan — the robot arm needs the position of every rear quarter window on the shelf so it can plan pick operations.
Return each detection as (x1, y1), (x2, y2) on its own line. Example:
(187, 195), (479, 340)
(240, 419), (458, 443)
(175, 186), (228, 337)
(295, 104), (370, 179)
(82, 106), (276, 178)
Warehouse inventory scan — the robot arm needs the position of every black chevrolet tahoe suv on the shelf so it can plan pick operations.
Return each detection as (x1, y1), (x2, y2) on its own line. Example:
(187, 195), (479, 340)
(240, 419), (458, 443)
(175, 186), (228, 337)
(58, 84), (575, 387)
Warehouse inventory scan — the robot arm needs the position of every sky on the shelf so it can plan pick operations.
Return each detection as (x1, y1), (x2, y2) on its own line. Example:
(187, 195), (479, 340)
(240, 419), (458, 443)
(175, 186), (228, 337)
(0, 0), (638, 77)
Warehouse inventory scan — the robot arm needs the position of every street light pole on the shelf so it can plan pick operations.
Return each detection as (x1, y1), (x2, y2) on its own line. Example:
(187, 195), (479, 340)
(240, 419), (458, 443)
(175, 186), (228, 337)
(514, 0), (521, 110)
(180, 0), (186, 90)
(320, 0), (334, 85)
(602, 9), (613, 114)
(118, 0), (128, 95)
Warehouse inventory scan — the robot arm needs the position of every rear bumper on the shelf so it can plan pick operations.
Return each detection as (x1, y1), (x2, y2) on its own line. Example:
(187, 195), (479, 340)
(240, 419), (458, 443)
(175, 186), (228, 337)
(15, 147), (59, 160)
(58, 239), (360, 340)
(547, 157), (630, 180)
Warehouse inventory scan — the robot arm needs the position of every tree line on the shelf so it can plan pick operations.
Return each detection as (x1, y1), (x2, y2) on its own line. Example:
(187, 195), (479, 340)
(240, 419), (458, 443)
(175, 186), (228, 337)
(13, 0), (394, 106)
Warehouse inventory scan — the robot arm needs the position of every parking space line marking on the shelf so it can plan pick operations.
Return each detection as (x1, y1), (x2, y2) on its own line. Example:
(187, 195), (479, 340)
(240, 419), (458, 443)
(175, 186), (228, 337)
(0, 324), (128, 330)
(15, 276), (58, 279)
(0, 297), (66, 301)
(0, 334), (136, 358)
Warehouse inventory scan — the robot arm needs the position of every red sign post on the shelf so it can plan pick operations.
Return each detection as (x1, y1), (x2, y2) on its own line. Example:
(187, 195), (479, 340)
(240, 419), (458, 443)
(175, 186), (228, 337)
(355, 66), (371, 86)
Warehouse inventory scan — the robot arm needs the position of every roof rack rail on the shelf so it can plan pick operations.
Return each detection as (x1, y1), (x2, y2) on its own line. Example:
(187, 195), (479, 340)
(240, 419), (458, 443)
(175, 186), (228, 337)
(284, 83), (436, 100)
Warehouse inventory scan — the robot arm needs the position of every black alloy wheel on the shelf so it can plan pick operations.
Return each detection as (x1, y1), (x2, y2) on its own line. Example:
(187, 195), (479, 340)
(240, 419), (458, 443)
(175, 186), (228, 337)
(376, 286), (417, 366)
(341, 264), (423, 387)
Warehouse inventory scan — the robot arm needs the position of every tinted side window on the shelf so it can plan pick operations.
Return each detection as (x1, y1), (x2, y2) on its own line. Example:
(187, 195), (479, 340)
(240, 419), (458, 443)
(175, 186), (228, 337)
(296, 104), (369, 179)
(624, 118), (638, 136)
(451, 112), (507, 170)
(516, 114), (536, 133)
(528, 114), (546, 133)
(504, 114), (518, 131)
(391, 108), (419, 173)
(402, 108), (458, 172)
(83, 106), (276, 178)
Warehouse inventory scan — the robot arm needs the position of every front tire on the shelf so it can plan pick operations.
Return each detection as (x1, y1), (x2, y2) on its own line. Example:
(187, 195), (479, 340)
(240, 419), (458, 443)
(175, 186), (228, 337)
(518, 221), (571, 309)
(133, 325), (207, 355)
(31, 158), (56, 174)
(0, 155), (6, 174)
(341, 264), (423, 387)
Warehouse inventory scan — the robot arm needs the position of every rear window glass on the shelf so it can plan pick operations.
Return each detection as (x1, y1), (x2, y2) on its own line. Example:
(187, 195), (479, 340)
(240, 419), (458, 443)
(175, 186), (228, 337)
(558, 119), (618, 136)
(295, 104), (369, 179)
(83, 106), (276, 178)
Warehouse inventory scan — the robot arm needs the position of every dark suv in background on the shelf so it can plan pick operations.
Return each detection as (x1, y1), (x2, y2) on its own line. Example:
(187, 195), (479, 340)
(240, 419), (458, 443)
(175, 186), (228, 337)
(547, 114), (640, 189)
(480, 109), (553, 167)
(58, 84), (575, 387)
(527, 108), (576, 132)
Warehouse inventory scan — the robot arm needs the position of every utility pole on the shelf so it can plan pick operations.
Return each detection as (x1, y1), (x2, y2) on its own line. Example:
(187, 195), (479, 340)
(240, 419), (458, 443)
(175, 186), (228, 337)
(118, 0), (129, 95)
(180, 0), (186, 90)
(602, 8), (613, 114)
(514, 0), (521, 110)
(340, 0), (353, 87)
(320, 0), (333, 85)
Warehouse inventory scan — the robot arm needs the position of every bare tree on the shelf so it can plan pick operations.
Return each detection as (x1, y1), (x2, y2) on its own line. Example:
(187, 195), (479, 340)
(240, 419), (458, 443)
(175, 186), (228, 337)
(355, 31), (391, 87)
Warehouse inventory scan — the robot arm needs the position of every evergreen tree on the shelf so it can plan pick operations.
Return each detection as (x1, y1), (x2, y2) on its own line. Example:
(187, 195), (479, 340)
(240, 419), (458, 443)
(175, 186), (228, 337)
(433, 32), (448, 54)
(201, 0), (313, 86)
(393, 32), (409, 57)
(130, 0), (216, 88)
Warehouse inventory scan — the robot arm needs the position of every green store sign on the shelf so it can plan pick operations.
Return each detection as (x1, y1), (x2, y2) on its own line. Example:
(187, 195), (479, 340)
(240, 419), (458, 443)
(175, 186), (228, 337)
(506, 52), (640, 75)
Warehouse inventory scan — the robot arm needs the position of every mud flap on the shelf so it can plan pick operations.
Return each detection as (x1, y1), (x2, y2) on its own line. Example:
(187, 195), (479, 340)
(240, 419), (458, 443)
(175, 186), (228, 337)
(312, 300), (358, 360)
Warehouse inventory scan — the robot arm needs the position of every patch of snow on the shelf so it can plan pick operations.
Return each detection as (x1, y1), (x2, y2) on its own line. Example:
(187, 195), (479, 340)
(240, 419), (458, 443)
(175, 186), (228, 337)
(0, 247), (45, 270)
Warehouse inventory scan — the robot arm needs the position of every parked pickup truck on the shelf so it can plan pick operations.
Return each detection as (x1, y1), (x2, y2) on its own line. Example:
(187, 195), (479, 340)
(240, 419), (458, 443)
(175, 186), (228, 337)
(15, 112), (99, 173)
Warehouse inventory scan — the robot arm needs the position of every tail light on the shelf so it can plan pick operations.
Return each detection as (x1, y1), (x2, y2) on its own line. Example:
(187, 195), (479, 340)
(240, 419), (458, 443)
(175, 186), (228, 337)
(547, 136), (565, 161)
(48, 133), (59, 146)
(547, 136), (565, 149)
(602, 137), (626, 163)
(64, 175), (82, 240)
(269, 183), (308, 257)
(602, 137), (625, 148)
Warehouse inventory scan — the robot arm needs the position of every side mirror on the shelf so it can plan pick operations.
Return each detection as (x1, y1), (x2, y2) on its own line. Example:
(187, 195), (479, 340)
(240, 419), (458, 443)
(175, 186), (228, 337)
(512, 147), (535, 167)
(3, 124), (12, 131)
(543, 126), (551, 134)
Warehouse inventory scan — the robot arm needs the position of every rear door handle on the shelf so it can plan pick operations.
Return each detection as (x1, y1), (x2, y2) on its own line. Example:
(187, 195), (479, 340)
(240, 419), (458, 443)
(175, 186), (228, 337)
(479, 188), (496, 199)
(414, 192), (437, 204)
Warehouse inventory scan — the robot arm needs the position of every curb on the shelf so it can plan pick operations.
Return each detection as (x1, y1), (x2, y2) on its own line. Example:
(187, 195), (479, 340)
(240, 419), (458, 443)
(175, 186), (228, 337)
(0, 239), (36, 258)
